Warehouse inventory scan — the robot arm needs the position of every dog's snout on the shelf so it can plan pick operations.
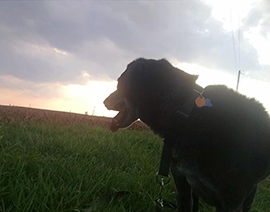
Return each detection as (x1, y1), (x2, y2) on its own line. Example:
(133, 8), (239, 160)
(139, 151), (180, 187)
(103, 96), (111, 109)
(103, 95), (114, 110)
(104, 90), (125, 111)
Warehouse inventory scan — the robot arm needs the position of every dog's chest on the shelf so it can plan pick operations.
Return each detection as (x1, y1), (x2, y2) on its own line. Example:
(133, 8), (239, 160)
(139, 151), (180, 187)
(173, 160), (219, 205)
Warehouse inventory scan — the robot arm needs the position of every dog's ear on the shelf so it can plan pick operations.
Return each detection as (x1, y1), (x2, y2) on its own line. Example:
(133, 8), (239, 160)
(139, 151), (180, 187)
(193, 75), (199, 82)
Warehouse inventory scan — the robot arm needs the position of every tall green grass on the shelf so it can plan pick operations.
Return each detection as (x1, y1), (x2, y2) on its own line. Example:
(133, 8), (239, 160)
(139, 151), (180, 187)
(0, 123), (269, 211)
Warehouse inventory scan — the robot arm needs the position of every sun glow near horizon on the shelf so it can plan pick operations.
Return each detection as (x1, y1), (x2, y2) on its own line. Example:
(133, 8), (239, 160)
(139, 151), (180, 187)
(0, 74), (119, 117)
(0, 64), (269, 118)
(61, 80), (118, 117)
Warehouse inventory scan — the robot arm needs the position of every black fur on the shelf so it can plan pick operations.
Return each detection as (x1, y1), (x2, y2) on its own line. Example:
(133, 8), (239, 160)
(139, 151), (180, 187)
(104, 58), (270, 212)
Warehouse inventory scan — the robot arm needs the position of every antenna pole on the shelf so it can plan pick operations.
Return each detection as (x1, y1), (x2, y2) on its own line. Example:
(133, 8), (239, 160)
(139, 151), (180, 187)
(236, 70), (241, 92)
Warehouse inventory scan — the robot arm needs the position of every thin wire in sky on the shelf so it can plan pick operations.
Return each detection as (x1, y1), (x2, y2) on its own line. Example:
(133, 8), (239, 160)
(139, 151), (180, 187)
(238, 12), (241, 72)
(230, 9), (238, 74)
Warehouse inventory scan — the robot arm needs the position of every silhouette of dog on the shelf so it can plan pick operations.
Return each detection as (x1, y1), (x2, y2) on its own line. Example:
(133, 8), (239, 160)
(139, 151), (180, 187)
(104, 58), (270, 212)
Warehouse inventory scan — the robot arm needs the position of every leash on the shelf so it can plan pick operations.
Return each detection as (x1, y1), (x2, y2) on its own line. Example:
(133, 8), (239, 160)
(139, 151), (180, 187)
(158, 110), (191, 177)
(155, 174), (177, 211)
(155, 88), (213, 211)
(155, 110), (191, 212)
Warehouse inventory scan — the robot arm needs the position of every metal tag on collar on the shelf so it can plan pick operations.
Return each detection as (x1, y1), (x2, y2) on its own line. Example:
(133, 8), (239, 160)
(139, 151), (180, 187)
(194, 89), (206, 108)
(195, 96), (206, 108)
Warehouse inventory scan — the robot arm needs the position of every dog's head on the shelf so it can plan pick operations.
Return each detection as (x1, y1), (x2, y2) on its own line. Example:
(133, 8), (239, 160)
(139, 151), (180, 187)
(104, 58), (198, 136)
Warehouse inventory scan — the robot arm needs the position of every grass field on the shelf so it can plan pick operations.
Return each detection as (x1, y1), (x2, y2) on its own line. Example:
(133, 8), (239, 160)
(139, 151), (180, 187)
(0, 105), (269, 212)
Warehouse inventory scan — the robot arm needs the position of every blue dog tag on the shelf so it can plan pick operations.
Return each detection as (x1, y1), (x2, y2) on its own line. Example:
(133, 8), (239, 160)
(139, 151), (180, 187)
(204, 98), (213, 107)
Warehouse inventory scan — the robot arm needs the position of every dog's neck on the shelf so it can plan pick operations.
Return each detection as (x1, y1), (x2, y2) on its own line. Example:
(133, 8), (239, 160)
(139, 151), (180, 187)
(157, 84), (204, 177)
(139, 83), (204, 138)
(167, 84), (204, 131)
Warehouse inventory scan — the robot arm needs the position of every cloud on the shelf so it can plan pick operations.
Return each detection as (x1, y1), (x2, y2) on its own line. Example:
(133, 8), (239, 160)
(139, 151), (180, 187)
(0, 75), (63, 98)
(243, 7), (262, 28)
(0, 0), (269, 85)
(241, 0), (270, 77)
(244, 0), (270, 37)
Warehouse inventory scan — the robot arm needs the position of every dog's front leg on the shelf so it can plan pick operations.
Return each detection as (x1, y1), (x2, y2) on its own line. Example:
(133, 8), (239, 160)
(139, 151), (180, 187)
(171, 166), (195, 212)
(192, 193), (199, 212)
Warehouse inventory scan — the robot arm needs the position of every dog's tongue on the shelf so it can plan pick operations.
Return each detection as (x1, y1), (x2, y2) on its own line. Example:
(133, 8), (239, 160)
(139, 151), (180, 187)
(110, 118), (119, 132)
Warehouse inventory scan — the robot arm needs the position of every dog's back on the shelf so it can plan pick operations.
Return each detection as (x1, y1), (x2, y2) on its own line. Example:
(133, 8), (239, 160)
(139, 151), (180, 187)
(172, 84), (270, 210)
(187, 85), (270, 178)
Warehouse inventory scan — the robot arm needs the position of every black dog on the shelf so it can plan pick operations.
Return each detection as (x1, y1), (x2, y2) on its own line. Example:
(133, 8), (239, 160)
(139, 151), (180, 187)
(104, 58), (270, 212)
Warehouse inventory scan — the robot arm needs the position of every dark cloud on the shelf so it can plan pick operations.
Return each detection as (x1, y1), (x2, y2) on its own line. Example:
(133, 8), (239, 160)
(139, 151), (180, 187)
(0, 1), (268, 84)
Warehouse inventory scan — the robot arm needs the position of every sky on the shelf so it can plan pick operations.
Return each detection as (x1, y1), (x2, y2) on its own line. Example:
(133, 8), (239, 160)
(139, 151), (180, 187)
(0, 0), (269, 117)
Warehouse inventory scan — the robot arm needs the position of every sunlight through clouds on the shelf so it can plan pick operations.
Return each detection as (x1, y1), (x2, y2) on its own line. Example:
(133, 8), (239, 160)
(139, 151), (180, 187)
(13, 42), (68, 59)
(203, 0), (258, 31)
(0, 74), (118, 117)
(53, 47), (68, 56)
(63, 81), (118, 117)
